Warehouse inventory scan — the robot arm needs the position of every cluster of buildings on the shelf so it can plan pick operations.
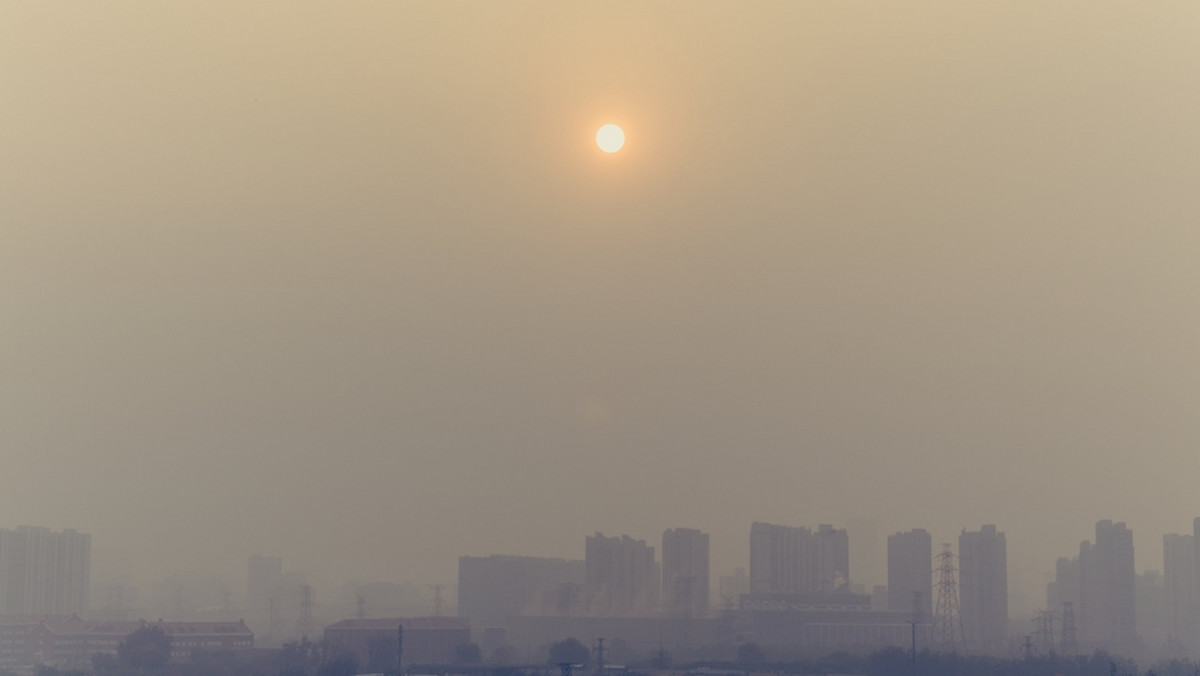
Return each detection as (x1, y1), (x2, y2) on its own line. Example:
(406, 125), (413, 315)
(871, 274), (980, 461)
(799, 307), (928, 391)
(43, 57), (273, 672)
(1045, 518), (1200, 657)
(460, 529), (711, 626)
(455, 520), (1183, 660)
(457, 524), (1007, 657)
(16, 519), (1200, 669)
(0, 616), (254, 670)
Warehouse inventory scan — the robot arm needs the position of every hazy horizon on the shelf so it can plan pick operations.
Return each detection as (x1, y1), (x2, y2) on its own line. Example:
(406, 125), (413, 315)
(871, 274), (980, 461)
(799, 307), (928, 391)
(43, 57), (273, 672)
(3, 1), (1199, 622)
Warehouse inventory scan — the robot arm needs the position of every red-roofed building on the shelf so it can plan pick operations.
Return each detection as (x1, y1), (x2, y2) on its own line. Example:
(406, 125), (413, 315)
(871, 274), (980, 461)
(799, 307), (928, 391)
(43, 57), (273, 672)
(24, 617), (253, 669)
(0, 615), (71, 669)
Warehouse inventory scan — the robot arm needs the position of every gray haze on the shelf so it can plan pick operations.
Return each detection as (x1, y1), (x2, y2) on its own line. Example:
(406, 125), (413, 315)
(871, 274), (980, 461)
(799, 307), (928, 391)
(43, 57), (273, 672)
(3, 2), (1199, 614)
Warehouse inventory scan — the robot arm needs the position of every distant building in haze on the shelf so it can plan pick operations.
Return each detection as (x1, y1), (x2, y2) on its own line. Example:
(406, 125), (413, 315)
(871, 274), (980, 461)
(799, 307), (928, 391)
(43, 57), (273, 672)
(457, 554), (584, 626)
(30, 617), (252, 670)
(149, 574), (233, 621)
(887, 528), (932, 616)
(847, 518), (883, 590)
(1163, 532), (1196, 648)
(813, 525), (850, 593)
(585, 533), (659, 616)
(958, 525), (1007, 652)
(662, 528), (709, 618)
(749, 522), (809, 594)
(324, 617), (470, 669)
(1136, 569), (1166, 652)
(1078, 520), (1136, 652)
(246, 554), (282, 616)
(0, 526), (90, 616)
(1048, 554), (1081, 621)
(749, 522), (850, 596)
(718, 568), (750, 607)
(245, 554), (308, 646)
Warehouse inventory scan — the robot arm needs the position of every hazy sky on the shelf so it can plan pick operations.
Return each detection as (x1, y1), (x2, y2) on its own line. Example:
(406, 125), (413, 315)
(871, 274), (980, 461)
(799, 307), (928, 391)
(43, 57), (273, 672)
(3, 2), (1199, 615)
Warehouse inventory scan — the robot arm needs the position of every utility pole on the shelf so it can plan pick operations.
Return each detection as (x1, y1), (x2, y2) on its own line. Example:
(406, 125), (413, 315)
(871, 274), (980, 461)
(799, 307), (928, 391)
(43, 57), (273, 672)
(595, 637), (606, 676)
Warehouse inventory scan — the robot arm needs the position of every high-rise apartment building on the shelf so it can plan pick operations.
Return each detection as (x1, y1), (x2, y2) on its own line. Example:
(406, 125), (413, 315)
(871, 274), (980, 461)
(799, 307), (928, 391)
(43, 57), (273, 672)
(813, 525), (850, 593)
(0, 526), (90, 615)
(749, 522), (808, 594)
(1078, 520), (1136, 651)
(245, 555), (307, 646)
(246, 554), (283, 623)
(958, 525), (1007, 652)
(887, 529), (932, 616)
(662, 528), (709, 618)
(1047, 555), (1081, 617)
(585, 533), (658, 616)
(847, 518), (883, 590)
(749, 522), (851, 596)
(458, 555), (585, 625)
(1163, 532), (1196, 648)
(1136, 569), (1166, 651)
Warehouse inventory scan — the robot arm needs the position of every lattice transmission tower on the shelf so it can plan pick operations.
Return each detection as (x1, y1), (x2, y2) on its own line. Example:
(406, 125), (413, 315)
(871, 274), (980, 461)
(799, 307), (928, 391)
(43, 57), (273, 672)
(1035, 610), (1056, 654)
(298, 585), (314, 639)
(932, 544), (965, 652)
(1060, 601), (1079, 654)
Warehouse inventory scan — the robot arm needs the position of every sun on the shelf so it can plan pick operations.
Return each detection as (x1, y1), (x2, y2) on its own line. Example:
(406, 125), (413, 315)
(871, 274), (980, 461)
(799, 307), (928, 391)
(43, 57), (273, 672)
(595, 124), (625, 153)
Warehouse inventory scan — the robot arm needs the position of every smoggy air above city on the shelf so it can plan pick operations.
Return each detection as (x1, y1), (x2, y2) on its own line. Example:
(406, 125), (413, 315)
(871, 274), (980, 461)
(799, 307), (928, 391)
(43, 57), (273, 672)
(3, 1), (1200, 673)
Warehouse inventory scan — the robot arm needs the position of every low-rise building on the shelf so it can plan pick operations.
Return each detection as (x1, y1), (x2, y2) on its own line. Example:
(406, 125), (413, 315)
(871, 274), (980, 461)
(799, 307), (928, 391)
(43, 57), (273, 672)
(25, 616), (252, 669)
(324, 616), (471, 669)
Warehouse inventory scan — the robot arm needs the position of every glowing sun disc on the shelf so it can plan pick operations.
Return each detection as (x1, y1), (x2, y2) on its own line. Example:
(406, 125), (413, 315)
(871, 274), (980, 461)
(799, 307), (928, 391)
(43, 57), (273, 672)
(596, 124), (625, 153)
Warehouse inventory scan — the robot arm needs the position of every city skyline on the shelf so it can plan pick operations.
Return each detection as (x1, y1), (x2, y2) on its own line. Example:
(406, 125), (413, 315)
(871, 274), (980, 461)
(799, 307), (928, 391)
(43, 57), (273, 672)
(22, 514), (1200, 662)
(4, 0), (1199, 670)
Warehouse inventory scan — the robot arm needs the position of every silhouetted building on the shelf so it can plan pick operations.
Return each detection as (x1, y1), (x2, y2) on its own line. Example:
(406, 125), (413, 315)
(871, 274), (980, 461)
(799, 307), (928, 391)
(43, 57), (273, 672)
(30, 617), (252, 669)
(1078, 520), (1136, 652)
(246, 554), (281, 623)
(847, 518), (883, 590)
(1137, 569), (1165, 652)
(718, 568), (750, 607)
(323, 617), (469, 667)
(662, 528), (709, 618)
(0, 527), (90, 616)
(814, 525), (850, 592)
(585, 533), (658, 616)
(340, 580), (430, 620)
(149, 574), (233, 621)
(245, 555), (307, 646)
(0, 615), (71, 669)
(958, 525), (1007, 652)
(1163, 532), (1196, 648)
(457, 555), (584, 626)
(503, 615), (718, 655)
(1048, 554), (1081, 624)
(739, 591), (871, 612)
(749, 522), (809, 594)
(887, 529), (932, 616)
(743, 606), (925, 650)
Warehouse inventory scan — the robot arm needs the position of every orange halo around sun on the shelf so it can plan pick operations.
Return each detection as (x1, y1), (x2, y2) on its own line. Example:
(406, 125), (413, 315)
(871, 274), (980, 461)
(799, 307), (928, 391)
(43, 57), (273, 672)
(596, 124), (625, 153)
